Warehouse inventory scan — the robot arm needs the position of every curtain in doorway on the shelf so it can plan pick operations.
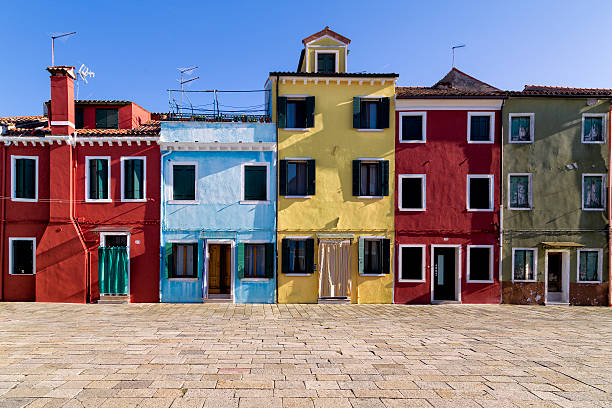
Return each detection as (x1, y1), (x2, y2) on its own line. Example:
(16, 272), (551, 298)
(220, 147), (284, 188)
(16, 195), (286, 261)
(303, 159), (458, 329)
(319, 240), (351, 298)
(98, 247), (129, 295)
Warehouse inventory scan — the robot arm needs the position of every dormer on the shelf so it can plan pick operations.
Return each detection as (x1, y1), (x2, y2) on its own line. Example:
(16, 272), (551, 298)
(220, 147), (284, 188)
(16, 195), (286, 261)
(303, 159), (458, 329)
(298, 26), (350, 74)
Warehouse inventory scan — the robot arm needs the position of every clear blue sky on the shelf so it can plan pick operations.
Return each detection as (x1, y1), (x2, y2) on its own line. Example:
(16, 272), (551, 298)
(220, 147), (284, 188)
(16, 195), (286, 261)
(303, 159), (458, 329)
(1, 0), (611, 116)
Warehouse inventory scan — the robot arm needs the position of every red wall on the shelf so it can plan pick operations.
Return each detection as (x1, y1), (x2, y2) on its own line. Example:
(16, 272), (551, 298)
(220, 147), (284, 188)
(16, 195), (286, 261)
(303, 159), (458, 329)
(394, 108), (501, 304)
(74, 103), (151, 130)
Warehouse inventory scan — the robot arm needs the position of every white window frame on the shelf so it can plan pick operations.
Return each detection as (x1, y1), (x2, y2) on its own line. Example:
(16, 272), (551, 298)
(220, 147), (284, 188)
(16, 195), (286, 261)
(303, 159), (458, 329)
(398, 112), (426, 143)
(11, 155), (39, 202)
(511, 247), (538, 283)
(357, 158), (384, 199)
(241, 162), (270, 204)
(284, 157), (313, 199)
(168, 161), (199, 205)
(576, 248), (603, 283)
(508, 113), (535, 144)
(467, 112), (495, 143)
(282, 96), (311, 131)
(85, 156), (112, 203)
(581, 113), (607, 144)
(508, 173), (532, 210)
(398, 244), (426, 282)
(398, 174), (426, 211)
(466, 245), (494, 283)
(356, 96), (386, 132)
(167, 240), (199, 281)
(466, 174), (494, 212)
(314, 49), (339, 74)
(582, 173), (606, 211)
(120, 156), (147, 203)
(8, 237), (36, 275)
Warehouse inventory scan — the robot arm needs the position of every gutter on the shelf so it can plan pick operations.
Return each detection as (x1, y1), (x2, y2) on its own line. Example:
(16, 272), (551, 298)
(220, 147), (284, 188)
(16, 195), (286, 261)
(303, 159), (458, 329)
(275, 74), (279, 304)
(0, 144), (6, 300)
(499, 99), (505, 304)
(160, 149), (172, 303)
(609, 107), (612, 306)
(71, 133), (91, 303)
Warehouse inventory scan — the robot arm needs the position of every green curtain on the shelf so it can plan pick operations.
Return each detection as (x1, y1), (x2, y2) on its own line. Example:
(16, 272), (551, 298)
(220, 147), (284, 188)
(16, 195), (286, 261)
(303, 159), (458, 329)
(98, 247), (129, 295)
(584, 117), (603, 142)
(511, 117), (530, 141)
(580, 251), (599, 281)
(510, 176), (529, 208)
(584, 176), (603, 209)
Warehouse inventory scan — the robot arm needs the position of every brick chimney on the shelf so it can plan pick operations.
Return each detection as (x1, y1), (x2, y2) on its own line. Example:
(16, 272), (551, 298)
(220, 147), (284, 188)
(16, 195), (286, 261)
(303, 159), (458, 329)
(46, 66), (76, 135)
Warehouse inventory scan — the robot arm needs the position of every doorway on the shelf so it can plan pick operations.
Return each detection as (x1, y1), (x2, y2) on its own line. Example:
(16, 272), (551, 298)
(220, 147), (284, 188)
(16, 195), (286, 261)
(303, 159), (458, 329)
(318, 240), (351, 299)
(208, 244), (232, 296)
(431, 246), (460, 302)
(98, 233), (130, 296)
(546, 250), (569, 303)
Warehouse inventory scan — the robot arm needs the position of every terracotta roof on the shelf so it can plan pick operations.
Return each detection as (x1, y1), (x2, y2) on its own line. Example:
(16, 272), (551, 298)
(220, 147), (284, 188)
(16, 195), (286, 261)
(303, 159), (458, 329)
(0, 115), (47, 126)
(76, 120), (160, 136)
(396, 68), (503, 99)
(269, 72), (398, 78)
(302, 26), (351, 45)
(513, 85), (612, 97)
(75, 100), (133, 105)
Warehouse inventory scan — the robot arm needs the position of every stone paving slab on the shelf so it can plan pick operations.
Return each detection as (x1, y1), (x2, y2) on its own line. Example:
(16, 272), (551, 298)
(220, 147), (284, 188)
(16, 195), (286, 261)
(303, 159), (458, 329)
(0, 303), (610, 408)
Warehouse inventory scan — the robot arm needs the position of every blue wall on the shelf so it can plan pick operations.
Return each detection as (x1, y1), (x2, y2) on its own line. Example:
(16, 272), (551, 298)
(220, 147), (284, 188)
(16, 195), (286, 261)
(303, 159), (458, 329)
(160, 122), (276, 303)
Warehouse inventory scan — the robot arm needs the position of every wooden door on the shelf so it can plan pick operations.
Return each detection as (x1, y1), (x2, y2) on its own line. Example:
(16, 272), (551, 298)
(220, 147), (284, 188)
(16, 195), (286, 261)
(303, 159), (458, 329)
(208, 244), (221, 294)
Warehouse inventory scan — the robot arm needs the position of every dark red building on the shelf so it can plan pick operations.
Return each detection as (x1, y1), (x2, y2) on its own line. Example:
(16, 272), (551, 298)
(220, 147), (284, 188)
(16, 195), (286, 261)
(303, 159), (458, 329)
(0, 66), (160, 303)
(394, 69), (503, 304)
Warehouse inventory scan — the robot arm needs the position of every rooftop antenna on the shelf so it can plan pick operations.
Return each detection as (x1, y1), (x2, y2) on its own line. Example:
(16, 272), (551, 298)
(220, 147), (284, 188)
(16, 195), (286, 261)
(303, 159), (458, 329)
(75, 64), (95, 100)
(177, 66), (199, 116)
(451, 44), (466, 68)
(51, 32), (76, 66)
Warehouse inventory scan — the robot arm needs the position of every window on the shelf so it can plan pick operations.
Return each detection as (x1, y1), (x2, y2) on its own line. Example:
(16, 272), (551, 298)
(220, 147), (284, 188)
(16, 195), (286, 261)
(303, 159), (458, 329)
(353, 160), (389, 197)
(398, 175), (425, 211)
(282, 238), (314, 274)
(512, 248), (537, 281)
(280, 159), (315, 196)
(121, 157), (145, 201)
(353, 97), (390, 130)
(468, 112), (494, 143)
(9, 238), (36, 275)
(398, 245), (425, 281)
(277, 96), (315, 129)
(577, 249), (602, 282)
(467, 175), (493, 211)
(171, 243), (197, 279)
(316, 52), (336, 73)
(582, 174), (605, 211)
(242, 164), (268, 202)
(244, 244), (266, 278)
(399, 112), (426, 142)
(467, 246), (493, 282)
(86, 157), (111, 202)
(508, 174), (531, 210)
(509, 113), (534, 143)
(172, 164), (196, 201)
(359, 238), (390, 275)
(75, 107), (84, 129)
(95, 108), (119, 129)
(11, 156), (38, 202)
(582, 114), (606, 143)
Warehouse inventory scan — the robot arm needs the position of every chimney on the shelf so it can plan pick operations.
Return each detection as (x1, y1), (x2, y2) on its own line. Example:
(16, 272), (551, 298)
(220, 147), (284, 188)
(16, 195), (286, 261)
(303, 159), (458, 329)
(46, 66), (76, 135)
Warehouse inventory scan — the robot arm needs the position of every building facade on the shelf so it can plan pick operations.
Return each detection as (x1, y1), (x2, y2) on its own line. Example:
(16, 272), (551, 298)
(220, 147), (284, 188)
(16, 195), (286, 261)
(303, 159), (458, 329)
(394, 69), (503, 304)
(502, 87), (611, 305)
(159, 121), (277, 303)
(270, 27), (397, 304)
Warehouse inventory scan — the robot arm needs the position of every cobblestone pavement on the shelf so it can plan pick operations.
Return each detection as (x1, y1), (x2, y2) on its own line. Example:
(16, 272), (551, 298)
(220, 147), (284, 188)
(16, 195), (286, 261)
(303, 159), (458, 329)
(0, 304), (611, 408)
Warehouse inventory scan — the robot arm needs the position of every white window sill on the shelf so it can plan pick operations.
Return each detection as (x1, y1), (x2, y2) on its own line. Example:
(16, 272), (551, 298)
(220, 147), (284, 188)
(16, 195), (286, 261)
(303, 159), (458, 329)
(467, 208), (494, 212)
(168, 200), (199, 205)
(509, 207), (532, 211)
(576, 280), (602, 284)
(281, 128), (310, 131)
(241, 278), (270, 282)
(582, 208), (605, 211)
(240, 200), (270, 204)
(582, 140), (605, 144)
(283, 273), (312, 276)
(359, 273), (387, 277)
(9, 273), (35, 276)
(466, 280), (494, 284)
(11, 198), (38, 203)
(467, 140), (494, 144)
(399, 140), (426, 144)
(357, 129), (384, 132)
(509, 140), (534, 144)
(357, 196), (383, 199)
(121, 199), (147, 203)
(168, 278), (198, 282)
(398, 279), (425, 283)
(284, 195), (312, 199)
(85, 199), (112, 203)
(512, 279), (537, 283)
(399, 208), (425, 212)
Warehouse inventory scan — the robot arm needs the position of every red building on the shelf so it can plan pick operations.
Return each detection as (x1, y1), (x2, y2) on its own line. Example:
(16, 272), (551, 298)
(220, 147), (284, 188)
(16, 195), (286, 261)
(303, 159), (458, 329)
(394, 69), (503, 304)
(0, 66), (160, 303)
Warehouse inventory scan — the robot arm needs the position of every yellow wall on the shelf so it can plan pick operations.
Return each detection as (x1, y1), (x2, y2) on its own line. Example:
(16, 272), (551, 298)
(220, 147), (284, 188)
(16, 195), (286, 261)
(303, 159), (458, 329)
(302, 37), (347, 73)
(273, 77), (396, 303)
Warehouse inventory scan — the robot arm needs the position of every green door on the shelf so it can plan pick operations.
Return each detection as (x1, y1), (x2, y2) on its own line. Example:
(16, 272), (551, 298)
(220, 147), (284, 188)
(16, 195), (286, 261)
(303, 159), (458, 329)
(98, 247), (129, 295)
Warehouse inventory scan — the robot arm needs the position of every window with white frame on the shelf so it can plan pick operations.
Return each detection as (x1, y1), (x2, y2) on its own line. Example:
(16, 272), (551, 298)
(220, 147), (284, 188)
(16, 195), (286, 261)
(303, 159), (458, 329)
(86, 156), (111, 202)
(508, 174), (531, 210)
(121, 157), (145, 201)
(577, 249), (602, 282)
(582, 174), (605, 211)
(582, 114), (606, 143)
(468, 112), (494, 143)
(398, 174), (426, 211)
(512, 248), (537, 281)
(242, 163), (268, 202)
(359, 238), (390, 275)
(467, 245), (493, 282)
(509, 113), (534, 143)
(171, 243), (197, 278)
(11, 156), (38, 202)
(9, 237), (36, 275)
(467, 175), (493, 211)
(399, 112), (426, 142)
(315, 51), (337, 73)
(171, 163), (197, 202)
(398, 245), (425, 281)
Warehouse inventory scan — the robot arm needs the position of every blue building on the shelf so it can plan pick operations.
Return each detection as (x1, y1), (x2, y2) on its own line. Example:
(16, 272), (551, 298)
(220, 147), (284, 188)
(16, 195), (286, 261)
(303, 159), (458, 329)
(159, 121), (277, 303)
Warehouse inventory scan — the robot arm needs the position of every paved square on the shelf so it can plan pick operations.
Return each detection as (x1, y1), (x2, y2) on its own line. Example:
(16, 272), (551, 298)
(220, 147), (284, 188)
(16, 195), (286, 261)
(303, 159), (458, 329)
(0, 303), (610, 408)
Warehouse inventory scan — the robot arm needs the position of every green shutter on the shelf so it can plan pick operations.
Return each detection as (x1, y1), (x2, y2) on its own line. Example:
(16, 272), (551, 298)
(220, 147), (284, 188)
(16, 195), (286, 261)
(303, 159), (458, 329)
(382, 239), (390, 274)
(15, 159), (24, 198)
(305, 238), (315, 273)
(378, 98), (390, 129)
(98, 160), (108, 199)
(358, 238), (364, 274)
(164, 243), (173, 279)
(95, 109), (106, 129)
(133, 159), (143, 199)
(279, 160), (288, 196)
(305, 96), (315, 128)
(124, 160), (133, 199)
(307, 160), (316, 196)
(237, 243), (245, 279)
(89, 160), (99, 199)
(24, 159), (35, 199)
(353, 97), (361, 128)
(173, 165), (195, 200)
(265, 243), (274, 278)
(352, 160), (361, 196)
(277, 97), (287, 128)
(381, 161), (389, 196)
(244, 166), (266, 201)
(282, 239), (290, 274)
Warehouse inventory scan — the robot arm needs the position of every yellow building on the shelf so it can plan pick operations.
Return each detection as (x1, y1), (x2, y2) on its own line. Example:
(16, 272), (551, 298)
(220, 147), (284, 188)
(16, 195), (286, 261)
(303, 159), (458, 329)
(266, 27), (397, 303)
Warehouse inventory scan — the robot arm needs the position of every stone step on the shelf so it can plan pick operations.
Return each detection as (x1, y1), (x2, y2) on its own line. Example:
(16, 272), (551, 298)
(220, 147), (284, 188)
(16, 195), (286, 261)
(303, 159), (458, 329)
(318, 297), (350, 304)
(97, 295), (129, 304)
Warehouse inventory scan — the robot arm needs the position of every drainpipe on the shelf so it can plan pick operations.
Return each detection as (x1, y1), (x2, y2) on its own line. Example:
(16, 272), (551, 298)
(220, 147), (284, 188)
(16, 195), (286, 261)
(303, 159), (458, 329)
(608, 107), (611, 306)
(275, 74), (279, 304)
(71, 133), (90, 303)
(160, 148), (172, 303)
(0, 143), (6, 301)
(499, 99), (505, 304)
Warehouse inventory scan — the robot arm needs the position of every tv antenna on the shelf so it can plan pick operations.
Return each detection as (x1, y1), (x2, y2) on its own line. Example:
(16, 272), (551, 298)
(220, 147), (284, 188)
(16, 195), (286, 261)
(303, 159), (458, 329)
(51, 32), (76, 66)
(75, 64), (96, 99)
(451, 44), (466, 67)
(177, 66), (199, 114)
